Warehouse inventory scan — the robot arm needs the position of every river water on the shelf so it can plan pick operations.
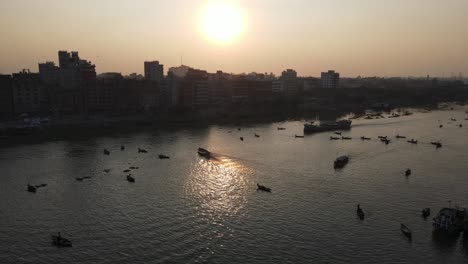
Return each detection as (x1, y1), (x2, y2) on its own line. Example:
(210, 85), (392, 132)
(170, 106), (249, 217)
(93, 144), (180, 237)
(1, 109), (468, 263)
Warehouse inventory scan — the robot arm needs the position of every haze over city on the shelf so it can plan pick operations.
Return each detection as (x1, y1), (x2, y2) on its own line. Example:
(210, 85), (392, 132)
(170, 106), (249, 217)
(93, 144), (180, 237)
(1, 0), (467, 77)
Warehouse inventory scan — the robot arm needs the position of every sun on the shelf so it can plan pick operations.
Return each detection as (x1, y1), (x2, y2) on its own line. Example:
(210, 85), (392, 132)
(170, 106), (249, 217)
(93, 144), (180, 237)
(200, 2), (246, 44)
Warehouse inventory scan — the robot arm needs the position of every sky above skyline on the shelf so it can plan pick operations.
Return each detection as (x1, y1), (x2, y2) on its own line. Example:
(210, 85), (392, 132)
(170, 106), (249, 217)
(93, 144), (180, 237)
(0, 0), (467, 77)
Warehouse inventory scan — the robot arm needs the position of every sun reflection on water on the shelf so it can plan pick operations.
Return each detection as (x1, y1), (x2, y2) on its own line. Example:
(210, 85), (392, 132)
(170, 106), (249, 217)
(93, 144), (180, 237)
(185, 154), (252, 220)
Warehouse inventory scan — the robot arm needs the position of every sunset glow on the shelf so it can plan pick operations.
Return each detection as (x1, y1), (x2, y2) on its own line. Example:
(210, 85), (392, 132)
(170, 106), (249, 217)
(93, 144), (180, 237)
(200, 2), (245, 44)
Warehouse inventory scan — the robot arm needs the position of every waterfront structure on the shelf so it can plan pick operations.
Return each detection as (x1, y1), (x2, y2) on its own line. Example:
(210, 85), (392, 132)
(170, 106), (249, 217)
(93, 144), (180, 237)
(321, 70), (340, 89)
(281, 69), (298, 95)
(144, 61), (164, 82)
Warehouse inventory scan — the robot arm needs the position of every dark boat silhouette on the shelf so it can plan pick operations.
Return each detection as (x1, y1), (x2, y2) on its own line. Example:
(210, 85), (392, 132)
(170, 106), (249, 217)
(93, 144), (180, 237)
(120, 145), (125, 151)
(334, 156), (349, 169)
(126, 175), (135, 183)
(27, 184), (36, 193)
(295, 135), (304, 138)
(430, 142), (442, 148)
(240, 137), (244, 141)
(357, 204), (365, 220)
(254, 134), (260, 138)
(407, 139), (418, 144)
(51, 233), (72, 247)
(277, 127), (286, 130)
(341, 136), (352, 140)
(159, 154), (170, 159)
(422, 208), (431, 218)
(361, 136), (371, 140)
(103, 149), (110, 155)
(197, 147), (211, 158)
(396, 134), (406, 139)
(138, 148), (148, 153)
(405, 169), (412, 176)
(401, 224), (412, 239)
(35, 183), (47, 188)
(330, 136), (340, 140)
(257, 183), (271, 192)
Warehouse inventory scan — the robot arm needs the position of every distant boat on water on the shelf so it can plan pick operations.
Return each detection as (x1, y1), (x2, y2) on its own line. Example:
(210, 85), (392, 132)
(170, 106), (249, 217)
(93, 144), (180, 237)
(103, 149), (110, 155)
(361, 136), (371, 140)
(400, 224), (412, 239)
(198, 147), (211, 158)
(159, 154), (170, 159)
(257, 183), (271, 192)
(334, 155), (349, 169)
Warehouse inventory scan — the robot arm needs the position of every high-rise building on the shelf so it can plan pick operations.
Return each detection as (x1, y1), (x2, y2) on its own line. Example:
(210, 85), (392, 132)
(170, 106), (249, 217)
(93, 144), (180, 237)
(281, 69), (298, 95)
(12, 70), (43, 114)
(57, 50), (96, 89)
(321, 70), (340, 89)
(38, 62), (60, 84)
(144, 61), (164, 82)
(181, 69), (209, 107)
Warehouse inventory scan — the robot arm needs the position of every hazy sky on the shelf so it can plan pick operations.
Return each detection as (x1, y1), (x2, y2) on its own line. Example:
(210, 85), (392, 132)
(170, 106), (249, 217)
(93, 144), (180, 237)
(0, 0), (467, 77)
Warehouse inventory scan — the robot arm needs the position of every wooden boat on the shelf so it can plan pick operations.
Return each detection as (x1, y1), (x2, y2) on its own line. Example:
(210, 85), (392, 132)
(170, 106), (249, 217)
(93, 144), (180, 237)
(422, 208), (431, 218)
(396, 134), (406, 139)
(240, 137), (244, 141)
(51, 233), (72, 247)
(400, 224), (412, 239)
(126, 175), (135, 183)
(381, 138), (390, 144)
(129, 166), (138, 169)
(460, 124), (463, 128)
(120, 145), (125, 151)
(277, 127), (286, 130)
(123, 169), (131, 173)
(405, 169), (411, 176)
(334, 131), (342, 135)
(360, 136), (371, 140)
(257, 184), (271, 192)
(159, 154), (170, 159)
(103, 149), (110, 155)
(197, 147), (211, 158)
(27, 184), (36, 193)
(357, 204), (365, 220)
(407, 139), (418, 144)
(138, 148), (148, 153)
(330, 136), (340, 140)
(35, 183), (47, 188)
(76, 176), (92, 181)
(378, 136), (387, 139)
(334, 155), (349, 169)
(254, 134), (260, 138)
(341, 136), (352, 140)
(295, 135), (304, 138)
(439, 124), (443, 128)
(430, 142), (442, 148)
(103, 169), (111, 173)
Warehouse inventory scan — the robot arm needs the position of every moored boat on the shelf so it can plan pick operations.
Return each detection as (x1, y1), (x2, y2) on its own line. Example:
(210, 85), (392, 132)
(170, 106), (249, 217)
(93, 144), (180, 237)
(103, 149), (110, 155)
(430, 141), (442, 148)
(396, 134), (406, 139)
(361, 136), (371, 140)
(432, 207), (466, 235)
(277, 127), (286, 130)
(304, 120), (351, 134)
(295, 135), (304, 138)
(330, 136), (340, 140)
(405, 169), (411, 176)
(341, 136), (352, 140)
(254, 134), (260, 138)
(407, 139), (418, 144)
(158, 154), (170, 159)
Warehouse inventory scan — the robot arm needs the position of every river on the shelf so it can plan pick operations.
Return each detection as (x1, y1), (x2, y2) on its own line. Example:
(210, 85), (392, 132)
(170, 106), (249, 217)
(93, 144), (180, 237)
(1, 109), (468, 263)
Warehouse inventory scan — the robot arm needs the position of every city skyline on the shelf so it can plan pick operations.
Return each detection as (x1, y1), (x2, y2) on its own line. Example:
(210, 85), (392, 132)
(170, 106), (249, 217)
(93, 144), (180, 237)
(0, 0), (467, 77)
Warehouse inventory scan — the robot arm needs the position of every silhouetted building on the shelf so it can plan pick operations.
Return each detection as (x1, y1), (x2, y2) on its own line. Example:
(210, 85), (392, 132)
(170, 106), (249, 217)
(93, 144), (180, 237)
(181, 69), (209, 108)
(58, 51), (96, 89)
(321, 70), (340, 89)
(144, 61), (164, 82)
(38, 62), (60, 84)
(0, 75), (14, 119)
(168, 65), (192, 78)
(12, 70), (43, 115)
(281, 69), (298, 95)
